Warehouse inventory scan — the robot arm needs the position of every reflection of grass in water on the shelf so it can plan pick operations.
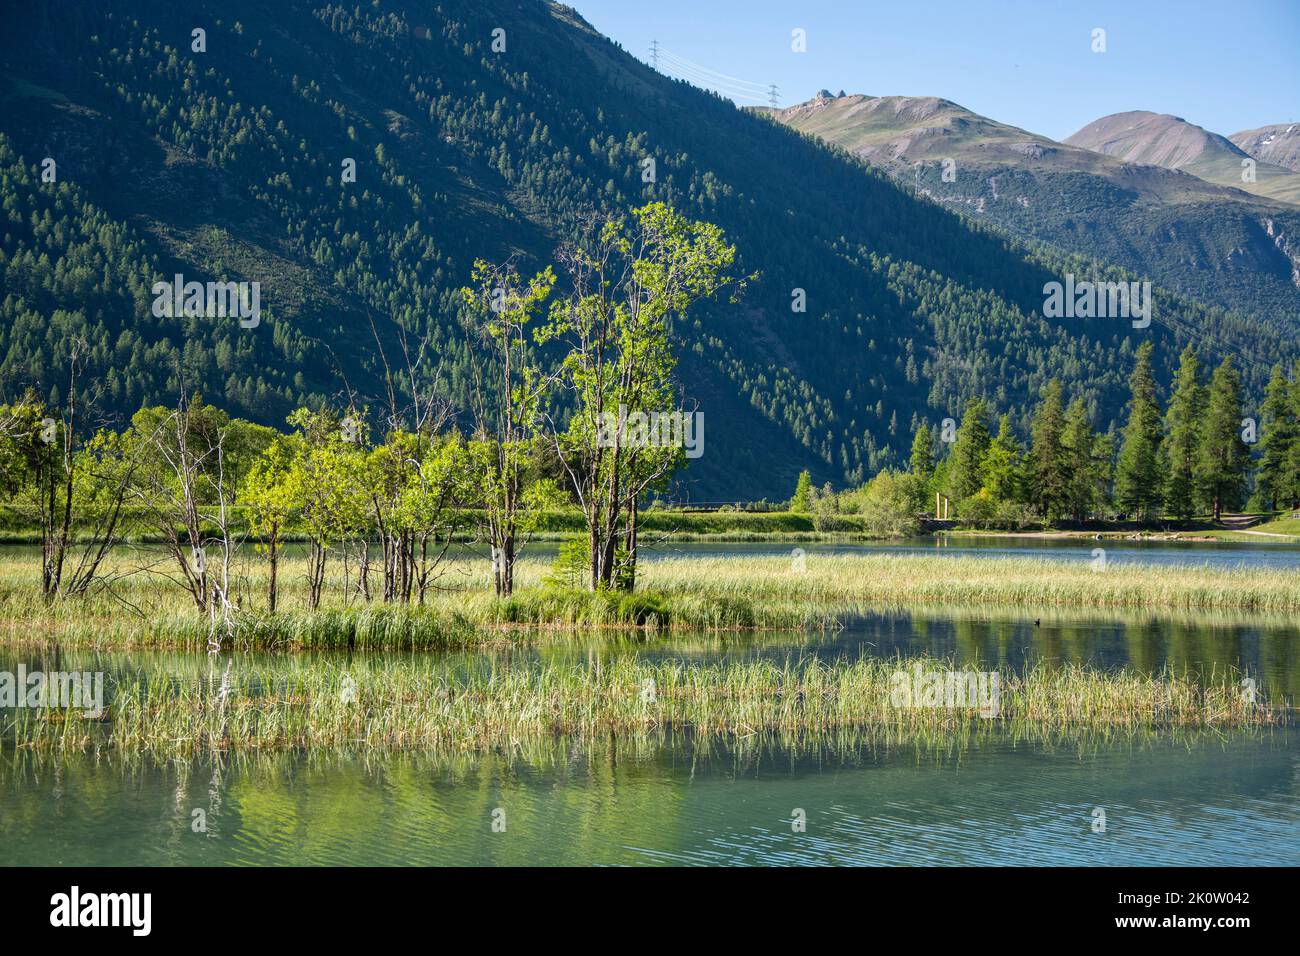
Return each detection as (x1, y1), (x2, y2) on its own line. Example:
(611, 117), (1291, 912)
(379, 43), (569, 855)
(4, 655), (1284, 756)
(3, 722), (1289, 783)
(5, 551), (1300, 651)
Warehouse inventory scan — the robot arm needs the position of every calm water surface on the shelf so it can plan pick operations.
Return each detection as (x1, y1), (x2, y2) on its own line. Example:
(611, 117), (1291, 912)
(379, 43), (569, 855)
(635, 535), (1300, 571)
(2, 734), (1295, 866)
(2, 537), (1297, 866)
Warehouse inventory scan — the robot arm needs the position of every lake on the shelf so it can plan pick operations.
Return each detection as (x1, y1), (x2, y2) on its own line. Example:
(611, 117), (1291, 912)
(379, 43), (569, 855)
(2, 537), (1297, 866)
(2, 732), (1294, 866)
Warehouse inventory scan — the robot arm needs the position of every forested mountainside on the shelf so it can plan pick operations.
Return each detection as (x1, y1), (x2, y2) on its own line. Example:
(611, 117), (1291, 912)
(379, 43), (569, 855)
(1, 0), (1293, 498)
(766, 93), (1300, 330)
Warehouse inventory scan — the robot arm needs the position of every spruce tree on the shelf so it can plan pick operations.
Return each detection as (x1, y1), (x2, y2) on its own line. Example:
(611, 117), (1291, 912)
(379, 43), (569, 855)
(1195, 356), (1250, 521)
(982, 414), (1024, 503)
(1113, 341), (1164, 520)
(1285, 359), (1300, 511)
(790, 469), (813, 513)
(1030, 380), (1068, 520)
(1256, 363), (1296, 511)
(1062, 398), (1103, 522)
(909, 423), (935, 482)
(946, 397), (991, 502)
(1162, 345), (1204, 520)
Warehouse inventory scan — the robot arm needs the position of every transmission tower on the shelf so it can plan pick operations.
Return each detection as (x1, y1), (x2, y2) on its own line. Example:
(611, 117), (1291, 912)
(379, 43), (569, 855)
(649, 39), (659, 70)
(768, 83), (779, 108)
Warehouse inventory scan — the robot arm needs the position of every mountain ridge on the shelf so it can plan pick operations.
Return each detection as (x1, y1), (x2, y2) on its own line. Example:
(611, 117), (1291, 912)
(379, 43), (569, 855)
(1230, 122), (1300, 174)
(765, 92), (1300, 331)
(1064, 109), (1300, 205)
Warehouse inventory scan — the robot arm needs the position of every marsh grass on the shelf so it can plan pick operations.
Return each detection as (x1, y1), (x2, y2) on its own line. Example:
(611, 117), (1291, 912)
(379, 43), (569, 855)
(4, 655), (1282, 757)
(5, 548), (1300, 650)
(7, 546), (1300, 650)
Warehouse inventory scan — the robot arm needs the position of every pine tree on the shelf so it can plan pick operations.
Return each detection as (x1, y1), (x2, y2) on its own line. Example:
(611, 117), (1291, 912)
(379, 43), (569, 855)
(1256, 363), (1296, 511)
(1062, 398), (1104, 522)
(946, 397), (991, 502)
(909, 423), (935, 481)
(1285, 359), (1300, 511)
(1195, 356), (1250, 521)
(982, 414), (1024, 503)
(1113, 341), (1164, 520)
(1162, 345), (1204, 520)
(790, 469), (813, 512)
(1030, 380), (1068, 520)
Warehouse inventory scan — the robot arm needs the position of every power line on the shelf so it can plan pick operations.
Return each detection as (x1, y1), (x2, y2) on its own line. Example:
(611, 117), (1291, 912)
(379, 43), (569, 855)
(655, 48), (769, 93)
(654, 53), (770, 104)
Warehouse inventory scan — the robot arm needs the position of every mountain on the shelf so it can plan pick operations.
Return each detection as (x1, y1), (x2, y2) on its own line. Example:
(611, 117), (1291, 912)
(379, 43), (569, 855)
(0, 1), (1293, 500)
(1064, 110), (1300, 205)
(1231, 123), (1300, 174)
(766, 94), (1300, 328)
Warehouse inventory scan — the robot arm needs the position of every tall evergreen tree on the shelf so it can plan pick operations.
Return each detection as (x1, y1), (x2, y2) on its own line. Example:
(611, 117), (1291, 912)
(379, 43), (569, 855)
(909, 423), (935, 482)
(1062, 398), (1106, 522)
(1195, 356), (1250, 521)
(1113, 342), (1164, 520)
(1285, 360), (1300, 511)
(1029, 380), (1068, 520)
(946, 398), (991, 502)
(1256, 363), (1296, 511)
(1162, 345), (1205, 520)
(982, 414), (1024, 503)
(790, 469), (813, 512)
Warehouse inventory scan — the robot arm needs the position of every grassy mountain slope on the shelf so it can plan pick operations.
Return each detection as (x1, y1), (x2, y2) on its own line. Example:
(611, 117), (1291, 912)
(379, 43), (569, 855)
(766, 93), (1300, 328)
(1065, 110), (1300, 205)
(1231, 123), (1300, 174)
(0, 1), (1293, 500)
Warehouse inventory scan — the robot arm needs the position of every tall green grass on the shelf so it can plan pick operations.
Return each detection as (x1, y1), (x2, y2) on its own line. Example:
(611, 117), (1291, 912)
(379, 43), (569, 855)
(5, 549), (1300, 650)
(5, 655), (1282, 756)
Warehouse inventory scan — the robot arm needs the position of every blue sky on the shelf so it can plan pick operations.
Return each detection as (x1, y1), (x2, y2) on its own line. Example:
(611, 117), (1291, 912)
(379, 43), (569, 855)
(571, 0), (1299, 140)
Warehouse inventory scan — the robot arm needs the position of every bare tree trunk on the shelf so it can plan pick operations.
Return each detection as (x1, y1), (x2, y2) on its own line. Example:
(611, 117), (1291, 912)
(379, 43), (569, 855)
(359, 539), (371, 602)
(623, 497), (638, 592)
(268, 529), (278, 613)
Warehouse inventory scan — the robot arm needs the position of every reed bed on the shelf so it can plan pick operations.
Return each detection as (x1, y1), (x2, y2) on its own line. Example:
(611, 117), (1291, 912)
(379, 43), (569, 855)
(637, 554), (1300, 614)
(4, 550), (1300, 650)
(4, 655), (1283, 757)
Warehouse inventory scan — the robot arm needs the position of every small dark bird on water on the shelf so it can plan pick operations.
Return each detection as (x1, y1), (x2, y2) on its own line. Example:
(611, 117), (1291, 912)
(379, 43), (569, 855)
(1034, 619), (1040, 627)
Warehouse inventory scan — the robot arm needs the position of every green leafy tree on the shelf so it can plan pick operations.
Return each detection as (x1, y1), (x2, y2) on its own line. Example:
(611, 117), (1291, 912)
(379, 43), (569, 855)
(240, 433), (302, 612)
(538, 203), (739, 590)
(856, 469), (922, 537)
(393, 433), (474, 603)
(284, 408), (372, 609)
(463, 259), (556, 595)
